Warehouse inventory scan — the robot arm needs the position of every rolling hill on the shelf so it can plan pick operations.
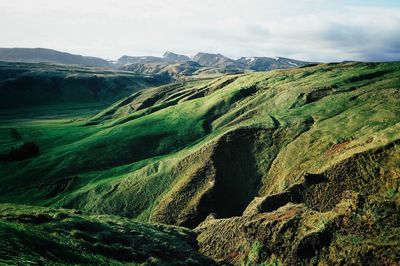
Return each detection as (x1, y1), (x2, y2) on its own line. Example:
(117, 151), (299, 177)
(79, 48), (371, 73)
(0, 62), (399, 265)
(0, 61), (170, 110)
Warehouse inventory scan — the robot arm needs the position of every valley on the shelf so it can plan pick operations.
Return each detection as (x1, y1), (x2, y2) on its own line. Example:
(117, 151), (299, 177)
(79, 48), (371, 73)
(0, 61), (399, 264)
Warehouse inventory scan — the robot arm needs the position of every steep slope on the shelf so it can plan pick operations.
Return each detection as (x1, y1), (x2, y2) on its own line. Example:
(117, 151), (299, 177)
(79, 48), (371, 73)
(0, 61), (170, 109)
(0, 48), (110, 67)
(0, 203), (215, 265)
(196, 143), (400, 264)
(0, 62), (399, 264)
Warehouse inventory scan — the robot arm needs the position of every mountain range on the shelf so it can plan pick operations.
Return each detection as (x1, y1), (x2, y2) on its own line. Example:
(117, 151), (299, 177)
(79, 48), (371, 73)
(116, 51), (311, 78)
(0, 48), (311, 79)
(0, 48), (110, 67)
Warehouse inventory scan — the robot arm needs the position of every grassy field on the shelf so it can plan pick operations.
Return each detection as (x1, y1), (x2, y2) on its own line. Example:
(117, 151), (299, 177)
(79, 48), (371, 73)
(0, 61), (399, 264)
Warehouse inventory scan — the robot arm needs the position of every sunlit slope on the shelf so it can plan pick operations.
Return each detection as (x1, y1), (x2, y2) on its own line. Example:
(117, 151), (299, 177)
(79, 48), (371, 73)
(1, 62), (399, 230)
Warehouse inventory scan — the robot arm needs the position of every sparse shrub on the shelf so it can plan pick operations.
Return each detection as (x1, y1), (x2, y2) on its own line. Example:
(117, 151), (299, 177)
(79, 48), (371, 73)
(386, 188), (397, 198)
(244, 241), (265, 265)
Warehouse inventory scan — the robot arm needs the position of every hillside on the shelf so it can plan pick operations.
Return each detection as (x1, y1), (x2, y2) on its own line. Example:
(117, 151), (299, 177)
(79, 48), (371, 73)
(0, 203), (214, 265)
(0, 48), (110, 67)
(0, 61), (170, 110)
(0, 62), (399, 264)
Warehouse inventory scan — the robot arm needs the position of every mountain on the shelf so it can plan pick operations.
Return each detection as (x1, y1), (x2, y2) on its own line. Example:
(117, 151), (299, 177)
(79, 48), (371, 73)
(117, 52), (227, 79)
(0, 48), (110, 67)
(118, 52), (190, 66)
(0, 48), (312, 76)
(117, 55), (165, 65)
(118, 51), (311, 78)
(191, 52), (310, 71)
(237, 56), (309, 71)
(0, 48), (312, 79)
(121, 60), (215, 79)
(1, 62), (399, 264)
(192, 52), (246, 69)
(163, 51), (190, 63)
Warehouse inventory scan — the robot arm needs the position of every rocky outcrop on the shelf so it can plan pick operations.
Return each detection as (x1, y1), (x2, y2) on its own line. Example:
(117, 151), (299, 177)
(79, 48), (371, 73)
(194, 143), (400, 265)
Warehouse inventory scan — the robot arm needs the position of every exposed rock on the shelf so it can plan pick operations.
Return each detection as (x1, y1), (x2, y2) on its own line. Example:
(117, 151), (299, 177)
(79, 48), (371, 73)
(163, 51), (190, 63)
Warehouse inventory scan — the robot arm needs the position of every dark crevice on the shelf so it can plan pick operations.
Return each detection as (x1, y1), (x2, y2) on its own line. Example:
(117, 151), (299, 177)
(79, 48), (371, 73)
(178, 128), (272, 228)
(296, 230), (333, 259)
(245, 173), (327, 215)
(346, 70), (391, 83)
(250, 140), (400, 217)
(0, 142), (40, 162)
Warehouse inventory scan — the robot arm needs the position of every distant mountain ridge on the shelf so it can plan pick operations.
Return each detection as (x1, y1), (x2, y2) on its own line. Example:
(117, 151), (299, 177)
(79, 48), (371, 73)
(117, 51), (311, 78)
(236, 56), (308, 71)
(0, 48), (311, 78)
(117, 51), (310, 70)
(0, 48), (110, 67)
(163, 51), (190, 63)
(191, 52), (245, 69)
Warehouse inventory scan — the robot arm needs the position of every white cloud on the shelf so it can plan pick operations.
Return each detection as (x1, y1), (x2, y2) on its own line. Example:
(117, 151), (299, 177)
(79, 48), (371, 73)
(0, 0), (399, 61)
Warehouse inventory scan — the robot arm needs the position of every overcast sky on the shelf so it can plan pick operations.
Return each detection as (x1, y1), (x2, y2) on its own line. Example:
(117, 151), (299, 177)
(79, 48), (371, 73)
(0, 0), (399, 62)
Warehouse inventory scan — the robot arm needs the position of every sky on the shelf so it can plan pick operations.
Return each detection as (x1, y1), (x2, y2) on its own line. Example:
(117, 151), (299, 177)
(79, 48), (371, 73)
(0, 0), (399, 62)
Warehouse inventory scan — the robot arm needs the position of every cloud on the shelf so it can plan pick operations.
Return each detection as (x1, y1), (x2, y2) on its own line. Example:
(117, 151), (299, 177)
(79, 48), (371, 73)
(0, 0), (399, 61)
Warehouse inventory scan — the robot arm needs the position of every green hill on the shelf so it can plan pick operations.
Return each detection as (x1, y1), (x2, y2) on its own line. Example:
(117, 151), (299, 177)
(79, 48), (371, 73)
(0, 61), (170, 110)
(0, 203), (215, 265)
(0, 62), (399, 264)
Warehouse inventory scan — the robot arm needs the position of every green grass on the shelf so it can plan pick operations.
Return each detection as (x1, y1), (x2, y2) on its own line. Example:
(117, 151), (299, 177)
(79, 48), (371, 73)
(0, 61), (399, 265)
(0, 203), (214, 265)
(1, 61), (399, 226)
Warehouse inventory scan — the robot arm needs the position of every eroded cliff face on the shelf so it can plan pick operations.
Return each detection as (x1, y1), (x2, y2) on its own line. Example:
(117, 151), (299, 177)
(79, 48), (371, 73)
(195, 143), (400, 265)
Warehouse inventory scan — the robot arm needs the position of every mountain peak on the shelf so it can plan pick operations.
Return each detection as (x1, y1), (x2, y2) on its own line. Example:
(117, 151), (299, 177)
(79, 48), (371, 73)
(192, 52), (237, 68)
(163, 51), (190, 63)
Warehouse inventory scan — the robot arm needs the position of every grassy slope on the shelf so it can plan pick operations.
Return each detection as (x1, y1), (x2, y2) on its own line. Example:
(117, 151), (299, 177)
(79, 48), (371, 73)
(0, 61), (169, 109)
(0, 203), (214, 265)
(1, 62), (399, 216)
(0, 62), (399, 264)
